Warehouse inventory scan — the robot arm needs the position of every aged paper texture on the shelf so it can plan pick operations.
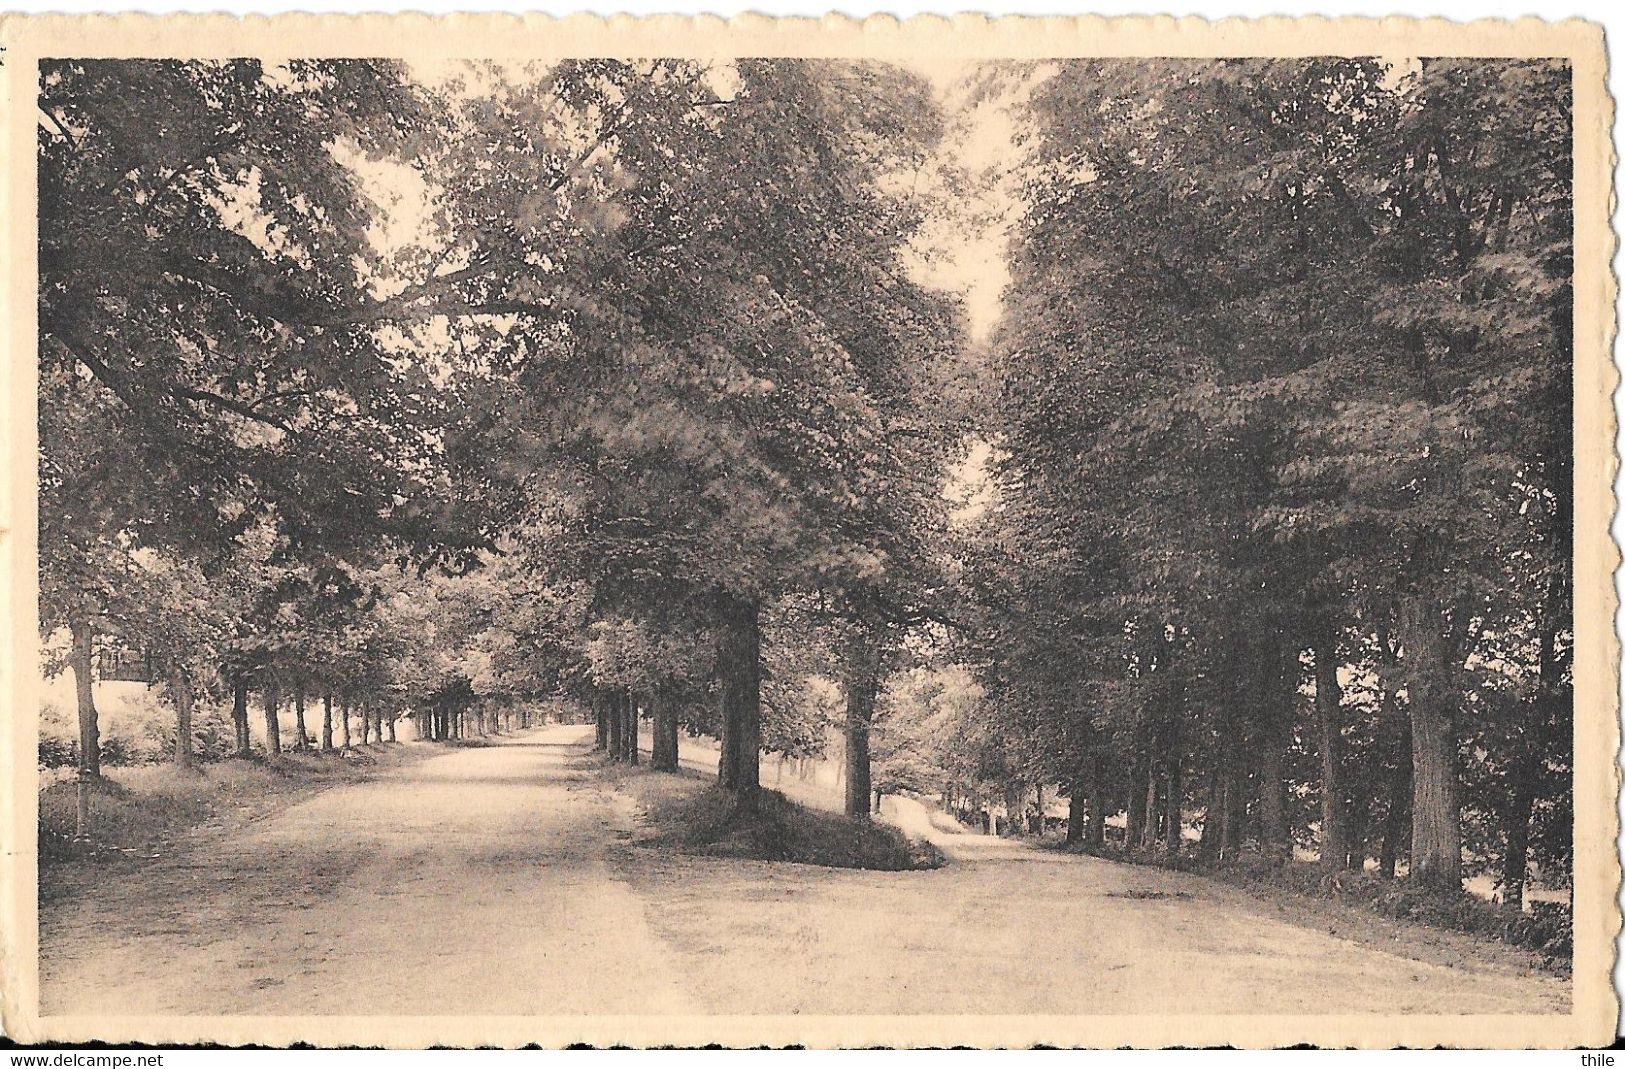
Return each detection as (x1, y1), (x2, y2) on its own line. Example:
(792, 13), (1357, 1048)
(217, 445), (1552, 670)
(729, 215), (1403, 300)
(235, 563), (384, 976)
(0, 12), (1616, 1049)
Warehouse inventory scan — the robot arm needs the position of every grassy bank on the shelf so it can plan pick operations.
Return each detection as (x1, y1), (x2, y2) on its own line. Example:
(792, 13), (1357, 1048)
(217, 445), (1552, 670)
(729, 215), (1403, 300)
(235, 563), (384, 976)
(1059, 839), (1572, 974)
(603, 760), (944, 872)
(39, 743), (435, 898)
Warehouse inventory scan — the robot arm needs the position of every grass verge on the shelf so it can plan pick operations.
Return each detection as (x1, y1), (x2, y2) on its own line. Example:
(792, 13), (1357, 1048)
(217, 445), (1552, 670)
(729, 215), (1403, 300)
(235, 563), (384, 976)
(602, 759), (944, 872)
(38, 743), (436, 898)
(1060, 839), (1572, 974)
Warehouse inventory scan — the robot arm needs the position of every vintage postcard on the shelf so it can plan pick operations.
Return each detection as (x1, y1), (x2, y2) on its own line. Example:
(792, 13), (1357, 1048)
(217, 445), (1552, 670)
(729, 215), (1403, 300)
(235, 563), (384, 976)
(0, 12), (1615, 1050)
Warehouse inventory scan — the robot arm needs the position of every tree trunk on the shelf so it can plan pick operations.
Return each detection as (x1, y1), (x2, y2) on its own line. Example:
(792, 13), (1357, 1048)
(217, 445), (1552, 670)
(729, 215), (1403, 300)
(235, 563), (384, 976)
(651, 692), (680, 771)
(607, 690), (624, 760)
(1198, 767), (1223, 862)
(1126, 752), (1148, 849)
(1255, 636), (1294, 865)
(1224, 765), (1249, 860)
(64, 615), (101, 776)
(231, 677), (251, 757)
(1066, 777), (1086, 844)
(717, 687), (738, 789)
(1140, 766), (1159, 846)
(386, 712), (397, 743)
(1345, 786), (1369, 872)
(1504, 563), (1571, 909)
(321, 694), (335, 751)
(594, 692), (609, 751)
(1313, 624), (1348, 870)
(625, 691), (639, 765)
(293, 686), (309, 751)
(1257, 734), (1287, 864)
(1002, 782), (1024, 837)
(1398, 593), (1462, 892)
(170, 665), (195, 768)
(717, 596), (763, 812)
(1087, 757), (1106, 847)
(842, 638), (880, 821)
(1163, 754), (1183, 852)
(262, 681), (283, 757)
(1378, 702), (1409, 879)
(340, 697), (353, 749)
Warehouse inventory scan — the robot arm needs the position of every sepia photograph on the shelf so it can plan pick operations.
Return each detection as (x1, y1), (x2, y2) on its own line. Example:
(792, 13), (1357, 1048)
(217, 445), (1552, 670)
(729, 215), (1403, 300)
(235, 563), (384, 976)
(0, 12), (1615, 1051)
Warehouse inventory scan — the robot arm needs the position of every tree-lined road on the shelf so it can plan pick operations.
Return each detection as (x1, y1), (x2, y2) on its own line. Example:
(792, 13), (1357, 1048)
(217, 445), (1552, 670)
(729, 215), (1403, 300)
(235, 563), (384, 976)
(41, 728), (1565, 1018)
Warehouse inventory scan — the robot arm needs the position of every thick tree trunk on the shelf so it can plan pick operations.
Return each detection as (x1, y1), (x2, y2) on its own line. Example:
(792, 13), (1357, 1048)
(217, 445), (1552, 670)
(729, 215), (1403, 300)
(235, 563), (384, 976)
(262, 682), (283, 757)
(717, 684), (737, 788)
(321, 694), (335, 751)
(1224, 765), (1249, 860)
(1313, 624), (1348, 870)
(68, 616), (100, 777)
(1255, 635), (1294, 865)
(651, 692), (680, 771)
(170, 665), (194, 768)
(1257, 735), (1288, 863)
(717, 596), (763, 812)
(339, 697), (352, 749)
(594, 692), (609, 751)
(1378, 701), (1410, 878)
(1126, 752), (1148, 849)
(386, 712), (397, 743)
(1501, 755), (1535, 910)
(1066, 777), (1086, 844)
(293, 686), (309, 752)
(843, 641), (879, 821)
(1002, 782), (1024, 837)
(1504, 565), (1570, 909)
(1398, 593), (1462, 892)
(1163, 754), (1182, 852)
(1198, 767), (1223, 862)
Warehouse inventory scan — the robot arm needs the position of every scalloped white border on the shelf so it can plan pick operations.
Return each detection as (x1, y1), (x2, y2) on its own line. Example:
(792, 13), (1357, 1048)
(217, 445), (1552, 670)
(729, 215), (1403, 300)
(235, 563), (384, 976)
(0, 13), (1614, 1049)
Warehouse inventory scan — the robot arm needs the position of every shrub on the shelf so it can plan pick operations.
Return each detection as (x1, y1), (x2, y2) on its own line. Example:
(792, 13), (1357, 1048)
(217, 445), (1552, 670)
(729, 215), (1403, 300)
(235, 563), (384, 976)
(611, 763), (943, 872)
(38, 734), (76, 769)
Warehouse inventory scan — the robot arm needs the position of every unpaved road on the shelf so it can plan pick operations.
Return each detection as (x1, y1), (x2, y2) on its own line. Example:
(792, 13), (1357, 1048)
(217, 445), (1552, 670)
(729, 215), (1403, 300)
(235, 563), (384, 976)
(40, 726), (1567, 1017)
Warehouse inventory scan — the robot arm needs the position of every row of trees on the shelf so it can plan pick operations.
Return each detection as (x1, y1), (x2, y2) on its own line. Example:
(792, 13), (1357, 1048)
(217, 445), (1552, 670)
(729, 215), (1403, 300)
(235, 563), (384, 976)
(39, 56), (1574, 903)
(39, 58), (968, 820)
(955, 58), (1572, 904)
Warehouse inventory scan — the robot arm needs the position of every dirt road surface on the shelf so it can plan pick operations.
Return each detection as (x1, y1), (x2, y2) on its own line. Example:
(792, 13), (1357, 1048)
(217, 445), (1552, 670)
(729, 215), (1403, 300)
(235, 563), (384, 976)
(40, 726), (1567, 1017)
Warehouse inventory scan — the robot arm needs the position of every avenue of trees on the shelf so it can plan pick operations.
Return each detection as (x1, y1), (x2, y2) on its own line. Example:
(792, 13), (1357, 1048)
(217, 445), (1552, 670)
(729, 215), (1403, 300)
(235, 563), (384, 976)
(39, 56), (1573, 904)
(963, 58), (1573, 905)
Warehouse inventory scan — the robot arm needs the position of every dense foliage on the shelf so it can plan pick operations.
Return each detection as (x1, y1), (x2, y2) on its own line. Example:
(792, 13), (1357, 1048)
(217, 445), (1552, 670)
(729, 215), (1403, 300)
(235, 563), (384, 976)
(38, 57), (1573, 911)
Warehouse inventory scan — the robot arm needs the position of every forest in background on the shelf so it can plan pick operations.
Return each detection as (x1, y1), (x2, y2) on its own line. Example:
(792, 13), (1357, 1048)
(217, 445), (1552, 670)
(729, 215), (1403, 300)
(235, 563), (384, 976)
(37, 57), (1572, 926)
